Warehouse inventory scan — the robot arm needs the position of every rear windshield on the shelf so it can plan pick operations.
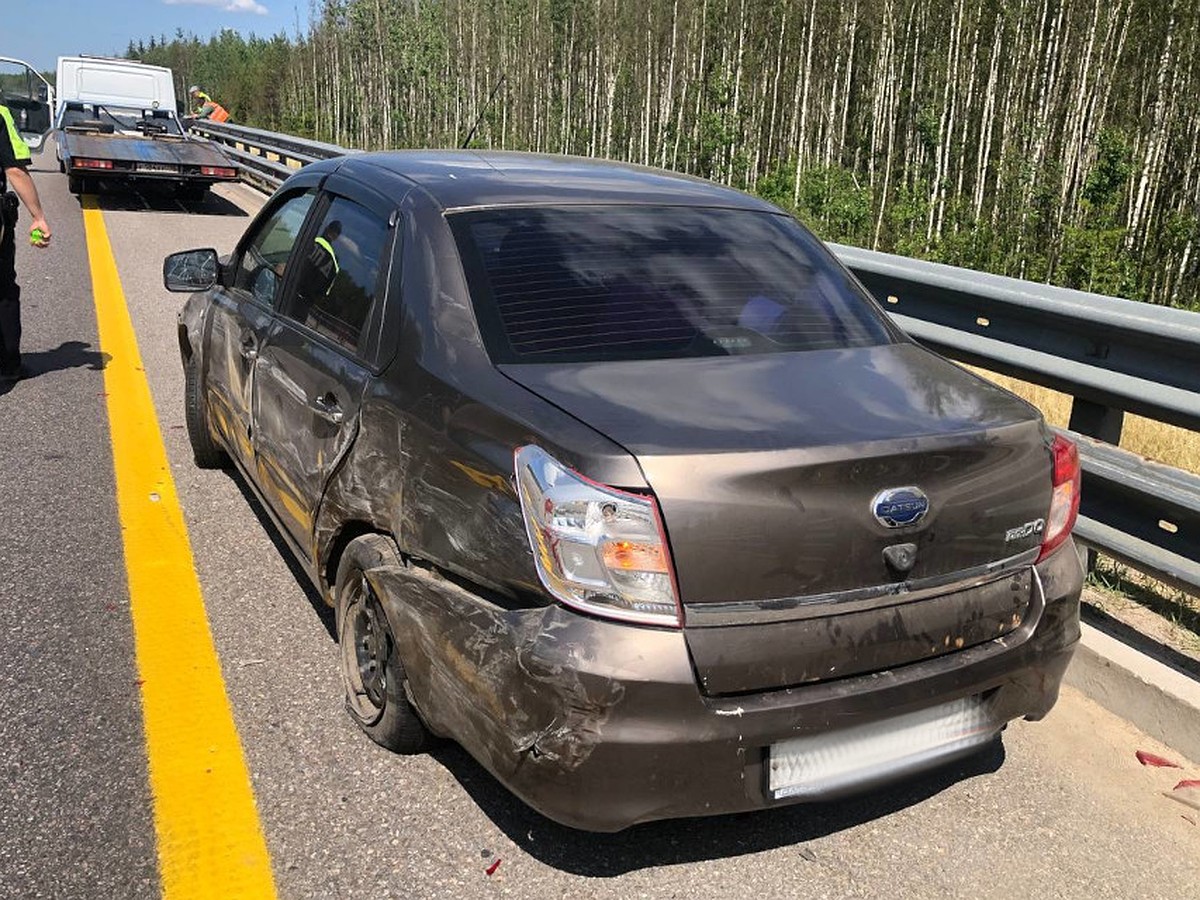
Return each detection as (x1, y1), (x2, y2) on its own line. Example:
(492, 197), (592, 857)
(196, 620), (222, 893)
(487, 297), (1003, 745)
(451, 205), (895, 364)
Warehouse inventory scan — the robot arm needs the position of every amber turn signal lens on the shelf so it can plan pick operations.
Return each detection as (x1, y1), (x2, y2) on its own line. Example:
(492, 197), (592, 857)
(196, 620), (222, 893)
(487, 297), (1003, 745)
(601, 540), (669, 573)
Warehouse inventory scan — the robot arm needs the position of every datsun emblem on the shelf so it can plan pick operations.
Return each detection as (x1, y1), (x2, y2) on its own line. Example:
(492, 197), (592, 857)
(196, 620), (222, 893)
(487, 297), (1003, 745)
(872, 487), (930, 528)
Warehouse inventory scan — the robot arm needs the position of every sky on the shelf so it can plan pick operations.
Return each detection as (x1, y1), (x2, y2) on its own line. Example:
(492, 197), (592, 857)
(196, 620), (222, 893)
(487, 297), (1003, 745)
(6, 0), (310, 73)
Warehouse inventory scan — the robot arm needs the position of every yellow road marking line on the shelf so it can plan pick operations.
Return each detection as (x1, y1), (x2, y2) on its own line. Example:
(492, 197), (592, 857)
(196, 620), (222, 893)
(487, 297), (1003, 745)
(82, 196), (277, 899)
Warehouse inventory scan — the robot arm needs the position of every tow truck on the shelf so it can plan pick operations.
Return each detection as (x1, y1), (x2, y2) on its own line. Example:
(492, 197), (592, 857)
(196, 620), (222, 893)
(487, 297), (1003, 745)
(54, 56), (238, 199)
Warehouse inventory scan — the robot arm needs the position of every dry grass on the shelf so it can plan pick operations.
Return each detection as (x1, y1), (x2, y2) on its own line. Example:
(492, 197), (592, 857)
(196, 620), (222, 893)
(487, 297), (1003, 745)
(965, 365), (1200, 476)
(1086, 558), (1200, 659)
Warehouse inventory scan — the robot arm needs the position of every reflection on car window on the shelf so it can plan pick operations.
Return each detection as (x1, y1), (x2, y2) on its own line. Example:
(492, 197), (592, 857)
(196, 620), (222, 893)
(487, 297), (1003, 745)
(287, 197), (390, 356)
(453, 206), (895, 364)
(233, 191), (316, 307)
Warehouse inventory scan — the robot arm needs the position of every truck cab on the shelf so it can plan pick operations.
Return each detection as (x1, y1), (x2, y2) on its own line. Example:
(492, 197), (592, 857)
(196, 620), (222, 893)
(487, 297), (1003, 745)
(54, 56), (176, 119)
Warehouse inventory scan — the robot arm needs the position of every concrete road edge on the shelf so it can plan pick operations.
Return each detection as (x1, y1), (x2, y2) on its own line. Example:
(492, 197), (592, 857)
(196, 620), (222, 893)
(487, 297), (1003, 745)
(1064, 621), (1200, 765)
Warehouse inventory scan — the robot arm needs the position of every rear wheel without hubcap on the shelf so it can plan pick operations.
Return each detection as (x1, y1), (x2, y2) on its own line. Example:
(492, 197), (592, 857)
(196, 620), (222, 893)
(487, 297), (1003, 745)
(342, 579), (390, 719)
(335, 535), (431, 753)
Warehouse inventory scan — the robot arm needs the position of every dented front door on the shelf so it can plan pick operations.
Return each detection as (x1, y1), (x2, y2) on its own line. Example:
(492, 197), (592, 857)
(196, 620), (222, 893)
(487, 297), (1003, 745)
(205, 187), (319, 468)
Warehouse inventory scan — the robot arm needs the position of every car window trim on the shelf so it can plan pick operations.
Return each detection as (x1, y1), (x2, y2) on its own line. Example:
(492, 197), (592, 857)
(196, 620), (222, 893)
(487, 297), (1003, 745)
(446, 212), (519, 363)
(274, 188), (397, 373)
(229, 184), (326, 313)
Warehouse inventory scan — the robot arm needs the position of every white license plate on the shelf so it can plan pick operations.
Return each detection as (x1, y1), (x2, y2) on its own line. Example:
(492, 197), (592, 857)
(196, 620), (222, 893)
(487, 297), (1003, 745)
(768, 696), (998, 799)
(138, 163), (177, 174)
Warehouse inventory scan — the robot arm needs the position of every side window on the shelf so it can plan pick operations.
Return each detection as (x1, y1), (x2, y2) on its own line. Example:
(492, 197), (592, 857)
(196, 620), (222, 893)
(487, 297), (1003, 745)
(233, 190), (317, 307)
(286, 196), (390, 356)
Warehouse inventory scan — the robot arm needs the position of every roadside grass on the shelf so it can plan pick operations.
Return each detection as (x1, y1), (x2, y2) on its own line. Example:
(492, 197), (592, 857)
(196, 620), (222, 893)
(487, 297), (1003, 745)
(1086, 558), (1200, 660)
(965, 365), (1200, 654)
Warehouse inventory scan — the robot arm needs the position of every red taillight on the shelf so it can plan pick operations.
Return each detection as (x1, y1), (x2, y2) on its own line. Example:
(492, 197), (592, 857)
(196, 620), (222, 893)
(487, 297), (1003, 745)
(1039, 435), (1081, 561)
(200, 165), (237, 178)
(75, 158), (113, 170)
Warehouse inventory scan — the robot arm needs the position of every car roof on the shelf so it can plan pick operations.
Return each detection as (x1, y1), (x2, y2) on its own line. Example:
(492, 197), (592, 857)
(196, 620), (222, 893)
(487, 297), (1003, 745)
(315, 150), (781, 214)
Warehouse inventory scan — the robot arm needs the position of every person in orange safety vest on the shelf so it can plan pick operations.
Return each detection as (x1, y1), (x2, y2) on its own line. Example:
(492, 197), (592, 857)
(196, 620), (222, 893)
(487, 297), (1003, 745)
(189, 86), (230, 123)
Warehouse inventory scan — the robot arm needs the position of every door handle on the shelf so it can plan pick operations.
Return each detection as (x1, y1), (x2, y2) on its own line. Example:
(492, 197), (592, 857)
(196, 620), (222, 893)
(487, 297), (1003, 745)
(309, 392), (344, 425)
(239, 333), (258, 360)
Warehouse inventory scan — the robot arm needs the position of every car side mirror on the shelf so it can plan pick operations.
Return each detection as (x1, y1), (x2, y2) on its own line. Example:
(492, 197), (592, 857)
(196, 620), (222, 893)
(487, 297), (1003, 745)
(163, 248), (220, 292)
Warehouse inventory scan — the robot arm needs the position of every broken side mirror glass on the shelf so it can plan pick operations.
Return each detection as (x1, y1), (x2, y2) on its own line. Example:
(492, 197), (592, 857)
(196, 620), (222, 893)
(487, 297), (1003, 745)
(163, 248), (220, 292)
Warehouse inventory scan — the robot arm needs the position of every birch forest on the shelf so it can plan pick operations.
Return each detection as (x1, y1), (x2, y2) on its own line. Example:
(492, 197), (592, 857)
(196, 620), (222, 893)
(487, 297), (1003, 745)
(132, 0), (1200, 310)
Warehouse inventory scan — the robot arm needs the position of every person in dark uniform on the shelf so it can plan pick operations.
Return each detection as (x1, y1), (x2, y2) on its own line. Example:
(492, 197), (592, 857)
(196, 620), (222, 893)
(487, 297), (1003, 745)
(0, 101), (51, 383)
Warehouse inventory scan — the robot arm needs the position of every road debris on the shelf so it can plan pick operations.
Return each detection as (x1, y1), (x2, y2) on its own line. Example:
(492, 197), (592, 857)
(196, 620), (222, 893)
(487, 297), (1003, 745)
(485, 858), (501, 876)
(1166, 782), (1200, 812)
(1135, 750), (1181, 768)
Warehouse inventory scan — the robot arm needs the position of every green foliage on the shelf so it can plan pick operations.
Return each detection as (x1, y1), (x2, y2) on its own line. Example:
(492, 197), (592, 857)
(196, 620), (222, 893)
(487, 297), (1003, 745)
(1051, 129), (1136, 296)
(1058, 223), (1135, 297)
(794, 166), (873, 246)
(1083, 129), (1132, 209)
(130, 28), (295, 126)
(754, 161), (795, 209)
(755, 162), (873, 247)
(914, 105), (940, 155)
(882, 181), (931, 258)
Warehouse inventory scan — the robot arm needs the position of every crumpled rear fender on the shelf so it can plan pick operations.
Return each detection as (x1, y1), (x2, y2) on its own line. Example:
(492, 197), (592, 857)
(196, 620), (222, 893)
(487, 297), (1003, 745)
(363, 562), (639, 779)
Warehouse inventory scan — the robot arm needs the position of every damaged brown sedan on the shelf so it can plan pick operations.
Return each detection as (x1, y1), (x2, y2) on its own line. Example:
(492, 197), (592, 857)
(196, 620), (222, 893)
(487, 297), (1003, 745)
(163, 151), (1083, 831)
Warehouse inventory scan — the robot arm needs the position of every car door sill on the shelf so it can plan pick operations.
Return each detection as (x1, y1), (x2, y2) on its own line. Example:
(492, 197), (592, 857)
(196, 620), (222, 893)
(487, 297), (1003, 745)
(224, 447), (324, 598)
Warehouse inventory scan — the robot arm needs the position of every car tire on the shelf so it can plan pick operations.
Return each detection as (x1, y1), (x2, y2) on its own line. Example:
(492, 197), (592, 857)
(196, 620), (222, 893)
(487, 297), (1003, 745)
(67, 174), (87, 195)
(183, 355), (228, 469)
(335, 534), (431, 754)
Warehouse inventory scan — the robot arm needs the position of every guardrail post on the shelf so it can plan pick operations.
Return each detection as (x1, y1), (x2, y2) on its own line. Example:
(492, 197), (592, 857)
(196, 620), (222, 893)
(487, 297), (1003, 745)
(1067, 398), (1124, 575)
(1068, 398), (1125, 445)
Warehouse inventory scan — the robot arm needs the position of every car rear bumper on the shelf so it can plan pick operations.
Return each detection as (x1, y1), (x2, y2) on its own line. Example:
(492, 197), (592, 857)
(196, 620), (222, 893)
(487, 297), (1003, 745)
(368, 540), (1082, 832)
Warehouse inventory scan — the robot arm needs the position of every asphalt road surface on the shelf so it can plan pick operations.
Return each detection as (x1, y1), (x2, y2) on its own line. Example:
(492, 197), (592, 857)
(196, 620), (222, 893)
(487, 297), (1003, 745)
(1, 157), (1199, 900)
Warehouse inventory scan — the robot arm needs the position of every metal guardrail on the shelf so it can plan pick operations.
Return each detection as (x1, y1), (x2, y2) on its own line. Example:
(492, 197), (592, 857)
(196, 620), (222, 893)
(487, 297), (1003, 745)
(189, 120), (352, 193)
(1065, 434), (1200, 595)
(831, 245), (1200, 435)
(188, 122), (1200, 596)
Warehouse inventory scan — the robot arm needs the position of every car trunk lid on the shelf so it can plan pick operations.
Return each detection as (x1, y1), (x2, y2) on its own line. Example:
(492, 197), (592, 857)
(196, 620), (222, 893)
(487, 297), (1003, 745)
(501, 343), (1054, 692)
